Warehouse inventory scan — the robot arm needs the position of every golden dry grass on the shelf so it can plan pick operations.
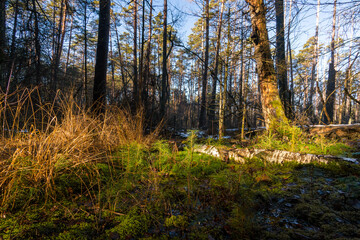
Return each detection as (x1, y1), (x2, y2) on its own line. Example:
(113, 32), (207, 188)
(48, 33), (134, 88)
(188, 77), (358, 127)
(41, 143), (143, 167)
(0, 88), (158, 210)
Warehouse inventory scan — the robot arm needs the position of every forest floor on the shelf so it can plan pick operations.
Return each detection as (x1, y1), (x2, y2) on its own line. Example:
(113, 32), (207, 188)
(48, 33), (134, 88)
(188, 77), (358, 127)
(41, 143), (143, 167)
(1, 125), (360, 239)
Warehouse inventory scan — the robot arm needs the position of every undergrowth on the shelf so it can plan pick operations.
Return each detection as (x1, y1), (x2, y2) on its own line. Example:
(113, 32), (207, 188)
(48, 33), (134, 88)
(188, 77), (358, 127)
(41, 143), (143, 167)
(0, 89), (359, 239)
(253, 121), (352, 155)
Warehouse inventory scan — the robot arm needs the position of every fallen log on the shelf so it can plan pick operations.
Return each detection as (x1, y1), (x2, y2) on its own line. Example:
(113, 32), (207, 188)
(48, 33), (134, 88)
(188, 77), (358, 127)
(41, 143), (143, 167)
(194, 145), (359, 165)
(306, 123), (360, 139)
(242, 124), (360, 140)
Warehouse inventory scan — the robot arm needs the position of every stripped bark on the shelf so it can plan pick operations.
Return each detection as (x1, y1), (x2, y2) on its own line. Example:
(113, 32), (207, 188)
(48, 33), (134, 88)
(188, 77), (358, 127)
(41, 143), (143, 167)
(195, 145), (359, 165)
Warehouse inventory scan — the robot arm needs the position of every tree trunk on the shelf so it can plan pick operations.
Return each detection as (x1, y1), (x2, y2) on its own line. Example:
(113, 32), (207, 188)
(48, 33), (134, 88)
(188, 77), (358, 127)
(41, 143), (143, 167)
(339, 13), (355, 124)
(113, 15), (127, 101)
(208, 0), (225, 132)
(52, 0), (67, 91)
(92, 0), (111, 113)
(32, 0), (41, 86)
(160, 0), (168, 119)
(64, 10), (73, 76)
(143, 0), (153, 110)
(219, 8), (231, 140)
(138, 0), (146, 108)
(7, 0), (19, 88)
(132, 0), (138, 109)
(199, 0), (210, 129)
(275, 0), (290, 119)
(245, 0), (288, 130)
(287, 0), (294, 116)
(238, 11), (246, 136)
(84, 1), (88, 107)
(109, 32), (115, 103)
(325, 0), (337, 124)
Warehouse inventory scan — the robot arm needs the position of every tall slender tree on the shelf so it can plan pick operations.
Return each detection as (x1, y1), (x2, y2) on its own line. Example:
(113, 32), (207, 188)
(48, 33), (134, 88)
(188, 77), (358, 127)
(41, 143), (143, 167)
(0, 0), (6, 88)
(132, 0), (138, 109)
(143, 0), (153, 109)
(275, 0), (290, 118)
(325, 0), (337, 124)
(52, 0), (68, 91)
(160, 0), (168, 118)
(219, 7), (231, 140)
(83, 0), (89, 107)
(287, 0), (294, 112)
(307, 0), (320, 121)
(208, 0), (225, 133)
(199, 0), (210, 129)
(92, 0), (111, 113)
(32, 0), (41, 85)
(7, 0), (19, 87)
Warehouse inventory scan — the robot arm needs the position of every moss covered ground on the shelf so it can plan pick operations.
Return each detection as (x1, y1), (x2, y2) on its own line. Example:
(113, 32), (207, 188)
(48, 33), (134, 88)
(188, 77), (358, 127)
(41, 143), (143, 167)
(1, 135), (360, 239)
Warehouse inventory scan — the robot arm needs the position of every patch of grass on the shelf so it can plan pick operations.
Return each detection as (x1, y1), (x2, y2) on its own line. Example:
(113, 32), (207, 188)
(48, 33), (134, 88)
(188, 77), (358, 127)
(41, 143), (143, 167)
(0, 90), (158, 212)
(253, 123), (352, 155)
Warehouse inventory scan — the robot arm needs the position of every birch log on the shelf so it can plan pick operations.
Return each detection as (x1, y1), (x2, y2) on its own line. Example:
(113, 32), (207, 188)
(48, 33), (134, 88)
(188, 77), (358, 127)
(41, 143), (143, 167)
(194, 145), (359, 165)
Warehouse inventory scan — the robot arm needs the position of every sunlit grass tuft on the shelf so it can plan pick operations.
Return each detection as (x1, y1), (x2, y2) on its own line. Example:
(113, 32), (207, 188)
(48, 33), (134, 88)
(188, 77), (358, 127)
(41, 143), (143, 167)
(253, 122), (352, 155)
(0, 88), (158, 211)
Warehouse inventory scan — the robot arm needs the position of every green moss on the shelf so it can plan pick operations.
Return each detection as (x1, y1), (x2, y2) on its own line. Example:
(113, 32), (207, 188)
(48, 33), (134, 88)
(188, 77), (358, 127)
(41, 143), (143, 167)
(164, 215), (189, 229)
(106, 208), (150, 240)
(56, 222), (96, 240)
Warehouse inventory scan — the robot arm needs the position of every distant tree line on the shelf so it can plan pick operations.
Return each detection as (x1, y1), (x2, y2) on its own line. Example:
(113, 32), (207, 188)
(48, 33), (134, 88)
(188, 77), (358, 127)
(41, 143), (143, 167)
(0, 0), (359, 136)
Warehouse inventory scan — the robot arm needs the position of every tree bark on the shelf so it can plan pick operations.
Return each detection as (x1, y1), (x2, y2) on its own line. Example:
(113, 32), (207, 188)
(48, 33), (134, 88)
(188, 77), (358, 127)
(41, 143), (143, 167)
(325, 0), (337, 124)
(92, 0), (111, 113)
(195, 145), (358, 165)
(245, 0), (288, 130)
(199, 0), (210, 129)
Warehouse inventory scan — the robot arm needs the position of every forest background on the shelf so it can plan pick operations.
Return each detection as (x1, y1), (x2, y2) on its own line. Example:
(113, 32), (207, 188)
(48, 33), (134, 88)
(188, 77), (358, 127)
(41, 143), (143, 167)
(0, 0), (359, 136)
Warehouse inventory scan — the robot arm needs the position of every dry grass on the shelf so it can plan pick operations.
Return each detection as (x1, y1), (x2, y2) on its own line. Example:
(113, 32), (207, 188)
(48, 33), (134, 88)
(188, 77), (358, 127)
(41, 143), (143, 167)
(0, 88), (158, 210)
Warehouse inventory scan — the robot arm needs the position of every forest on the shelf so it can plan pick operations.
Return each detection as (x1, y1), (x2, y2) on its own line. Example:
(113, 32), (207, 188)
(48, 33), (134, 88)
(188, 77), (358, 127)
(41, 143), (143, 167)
(0, 0), (360, 239)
